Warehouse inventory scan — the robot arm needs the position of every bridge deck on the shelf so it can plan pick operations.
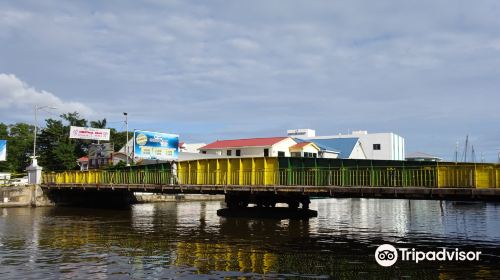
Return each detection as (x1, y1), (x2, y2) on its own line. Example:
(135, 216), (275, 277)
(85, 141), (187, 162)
(42, 184), (500, 201)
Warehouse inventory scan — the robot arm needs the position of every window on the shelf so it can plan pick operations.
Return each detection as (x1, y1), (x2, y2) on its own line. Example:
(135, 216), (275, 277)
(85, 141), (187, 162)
(227, 150), (232, 156)
(236, 150), (241, 156)
(291, 152), (301, 157)
(373, 144), (381, 150)
(278, 151), (285, 157)
(264, 148), (269, 157)
(201, 151), (207, 154)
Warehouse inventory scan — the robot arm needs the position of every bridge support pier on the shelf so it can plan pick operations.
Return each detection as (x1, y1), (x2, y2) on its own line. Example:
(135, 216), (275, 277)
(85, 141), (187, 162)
(224, 192), (311, 210)
(220, 192), (316, 219)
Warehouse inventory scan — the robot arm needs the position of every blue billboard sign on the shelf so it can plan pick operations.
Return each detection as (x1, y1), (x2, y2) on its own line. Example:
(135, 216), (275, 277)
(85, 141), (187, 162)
(133, 130), (179, 161)
(0, 140), (6, 161)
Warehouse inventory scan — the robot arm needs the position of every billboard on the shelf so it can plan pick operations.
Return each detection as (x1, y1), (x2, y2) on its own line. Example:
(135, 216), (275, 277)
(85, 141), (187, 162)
(88, 143), (114, 168)
(0, 140), (6, 161)
(70, 126), (110, 141)
(134, 130), (179, 160)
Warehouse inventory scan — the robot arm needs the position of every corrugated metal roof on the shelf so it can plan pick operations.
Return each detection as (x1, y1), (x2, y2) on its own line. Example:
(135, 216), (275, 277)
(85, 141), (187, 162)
(298, 138), (359, 158)
(201, 137), (290, 149)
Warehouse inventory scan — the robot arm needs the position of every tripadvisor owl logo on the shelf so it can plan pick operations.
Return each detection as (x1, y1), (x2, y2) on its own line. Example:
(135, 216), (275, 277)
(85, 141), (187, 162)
(375, 244), (398, 267)
(374, 244), (482, 267)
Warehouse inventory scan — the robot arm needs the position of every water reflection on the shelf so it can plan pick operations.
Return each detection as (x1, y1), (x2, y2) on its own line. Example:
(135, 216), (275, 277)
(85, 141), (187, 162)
(0, 199), (499, 279)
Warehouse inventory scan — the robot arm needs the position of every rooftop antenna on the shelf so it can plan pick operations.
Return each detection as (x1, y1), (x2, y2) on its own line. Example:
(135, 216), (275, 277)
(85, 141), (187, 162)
(454, 141), (459, 163)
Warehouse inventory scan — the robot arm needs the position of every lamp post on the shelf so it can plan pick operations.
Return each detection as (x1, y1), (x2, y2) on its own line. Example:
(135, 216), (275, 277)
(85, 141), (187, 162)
(32, 105), (56, 164)
(28, 105), (55, 186)
(123, 112), (129, 166)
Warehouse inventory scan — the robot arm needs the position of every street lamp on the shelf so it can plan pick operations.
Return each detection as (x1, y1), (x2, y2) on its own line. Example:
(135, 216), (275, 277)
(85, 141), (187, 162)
(123, 112), (130, 166)
(32, 105), (56, 165)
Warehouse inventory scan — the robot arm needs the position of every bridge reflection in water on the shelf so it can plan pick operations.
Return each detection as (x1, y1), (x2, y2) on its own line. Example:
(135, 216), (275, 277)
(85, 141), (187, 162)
(0, 200), (499, 279)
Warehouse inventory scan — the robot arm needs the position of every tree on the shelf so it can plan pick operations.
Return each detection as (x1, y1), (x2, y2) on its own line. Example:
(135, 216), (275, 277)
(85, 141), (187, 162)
(0, 112), (132, 172)
(0, 123), (35, 173)
(38, 112), (89, 171)
(90, 118), (107, 129)
(110, 129), (133, 152)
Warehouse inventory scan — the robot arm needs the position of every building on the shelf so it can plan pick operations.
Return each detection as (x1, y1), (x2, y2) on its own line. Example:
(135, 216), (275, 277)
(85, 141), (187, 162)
(299, 138), (366, 159)
(406, 152), (442, 162)
(289, 142), (321, 158)
(179, 142), (206, 153)
(77, 156), (89, 171)
(0, 172), (10, 185)
(199, 137), (328, 158)
(199, 137), (298, 157)
(290, 129), (405, 160)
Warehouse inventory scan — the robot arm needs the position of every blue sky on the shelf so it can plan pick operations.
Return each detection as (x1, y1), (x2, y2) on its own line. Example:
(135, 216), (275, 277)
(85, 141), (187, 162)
(0, 0), (499, 161)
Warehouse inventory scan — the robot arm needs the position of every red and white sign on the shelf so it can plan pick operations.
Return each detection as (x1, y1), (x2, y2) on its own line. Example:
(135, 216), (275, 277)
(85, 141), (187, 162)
(69, 126), (110, 141)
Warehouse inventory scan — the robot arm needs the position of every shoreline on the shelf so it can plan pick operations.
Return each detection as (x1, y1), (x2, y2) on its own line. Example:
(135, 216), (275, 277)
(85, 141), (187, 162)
(1, 185), (224, 208)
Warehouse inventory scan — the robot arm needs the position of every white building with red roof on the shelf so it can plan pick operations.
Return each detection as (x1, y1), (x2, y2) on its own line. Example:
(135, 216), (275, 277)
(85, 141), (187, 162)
(199, 137), (322, 158)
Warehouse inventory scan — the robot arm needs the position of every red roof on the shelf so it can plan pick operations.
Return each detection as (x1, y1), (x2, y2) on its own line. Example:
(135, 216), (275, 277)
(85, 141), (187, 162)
(201, 137), (289, 149)
(290, 142), (313, 149)
(77, 156), (88, 162)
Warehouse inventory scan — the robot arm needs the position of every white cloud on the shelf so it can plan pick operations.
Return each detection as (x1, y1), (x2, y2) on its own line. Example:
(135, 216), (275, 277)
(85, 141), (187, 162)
(0, 73), (93, 120)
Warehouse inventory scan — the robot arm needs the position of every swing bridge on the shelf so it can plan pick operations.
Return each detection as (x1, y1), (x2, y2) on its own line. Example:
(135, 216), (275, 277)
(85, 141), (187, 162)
(41, 157), (500, 208)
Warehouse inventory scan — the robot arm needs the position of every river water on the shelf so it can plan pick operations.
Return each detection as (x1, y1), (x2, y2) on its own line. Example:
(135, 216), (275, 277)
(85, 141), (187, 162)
(0, 199), (499, 279)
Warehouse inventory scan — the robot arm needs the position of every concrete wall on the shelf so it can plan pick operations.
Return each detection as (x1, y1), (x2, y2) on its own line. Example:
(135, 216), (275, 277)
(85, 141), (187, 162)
(357, 133), (405, 160)
(349, 142), (367, 159)
(0, 185), (54, 207)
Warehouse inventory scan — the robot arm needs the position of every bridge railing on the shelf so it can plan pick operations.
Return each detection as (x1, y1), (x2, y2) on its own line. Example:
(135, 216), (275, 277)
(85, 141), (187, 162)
(42, 164), (500, 188)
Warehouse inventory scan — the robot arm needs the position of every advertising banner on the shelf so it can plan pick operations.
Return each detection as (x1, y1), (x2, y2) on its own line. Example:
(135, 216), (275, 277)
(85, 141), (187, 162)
(0, 140), (6, 161)
(134, 130), (179, 160)
(88, 143), (114, 168)
(69, 126), (110, 141)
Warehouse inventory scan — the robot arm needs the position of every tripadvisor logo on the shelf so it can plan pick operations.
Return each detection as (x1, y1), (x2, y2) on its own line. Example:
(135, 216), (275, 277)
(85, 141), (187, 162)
(374, 244), (482, 267)
(375, 244), (398, 267)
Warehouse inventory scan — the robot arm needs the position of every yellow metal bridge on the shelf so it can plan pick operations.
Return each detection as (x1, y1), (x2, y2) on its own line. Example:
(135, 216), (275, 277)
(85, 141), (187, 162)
(43, 157), (500, 189)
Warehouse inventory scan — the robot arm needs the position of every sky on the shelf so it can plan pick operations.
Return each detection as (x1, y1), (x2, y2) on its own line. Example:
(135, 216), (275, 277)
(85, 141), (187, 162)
(0, 0), (499, 162)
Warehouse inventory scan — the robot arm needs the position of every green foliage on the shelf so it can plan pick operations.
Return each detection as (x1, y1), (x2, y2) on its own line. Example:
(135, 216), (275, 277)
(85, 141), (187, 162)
(37, 117), (79, 171)
(90, 118), (107, 128)
(0, 112), (130, 172)
(0, 122), (35, 173)
(110, 129), (133, 152)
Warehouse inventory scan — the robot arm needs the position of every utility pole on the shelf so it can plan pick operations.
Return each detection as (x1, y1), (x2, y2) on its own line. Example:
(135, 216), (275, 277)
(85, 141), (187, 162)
(124, 112), (130, 166)
(28, 105), (55, 185)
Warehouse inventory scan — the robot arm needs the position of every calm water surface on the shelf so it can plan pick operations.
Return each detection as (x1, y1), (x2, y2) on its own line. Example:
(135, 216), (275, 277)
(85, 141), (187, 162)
(0, 199), (499, 279)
